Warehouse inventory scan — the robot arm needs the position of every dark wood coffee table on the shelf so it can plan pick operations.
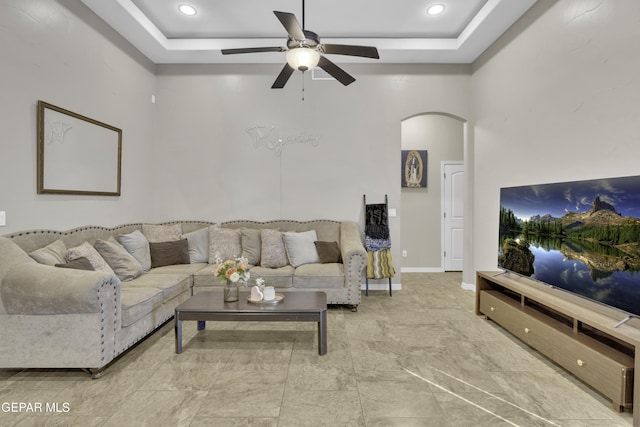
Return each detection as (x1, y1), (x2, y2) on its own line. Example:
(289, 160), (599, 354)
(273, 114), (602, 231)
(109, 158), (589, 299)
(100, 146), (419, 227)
(174, 290), (327, 355)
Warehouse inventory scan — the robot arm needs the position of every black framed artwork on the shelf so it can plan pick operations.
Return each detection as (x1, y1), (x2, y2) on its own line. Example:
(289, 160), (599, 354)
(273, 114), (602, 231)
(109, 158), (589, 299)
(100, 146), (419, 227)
(401, 150), (427, 188)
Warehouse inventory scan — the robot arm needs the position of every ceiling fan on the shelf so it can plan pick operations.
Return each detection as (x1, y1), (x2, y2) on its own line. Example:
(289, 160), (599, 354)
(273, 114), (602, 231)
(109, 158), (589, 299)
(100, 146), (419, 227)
(221, 1), (379, 89)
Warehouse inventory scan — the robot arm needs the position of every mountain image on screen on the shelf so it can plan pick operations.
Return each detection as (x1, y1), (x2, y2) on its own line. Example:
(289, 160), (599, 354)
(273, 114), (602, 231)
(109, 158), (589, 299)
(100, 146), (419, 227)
(498, 175), (640, 317)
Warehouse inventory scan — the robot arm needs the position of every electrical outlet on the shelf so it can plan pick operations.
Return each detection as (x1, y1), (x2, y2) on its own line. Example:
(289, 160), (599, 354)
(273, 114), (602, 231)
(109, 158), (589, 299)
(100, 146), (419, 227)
(0, 211), (5, 226)
(402, 250), (407, 257)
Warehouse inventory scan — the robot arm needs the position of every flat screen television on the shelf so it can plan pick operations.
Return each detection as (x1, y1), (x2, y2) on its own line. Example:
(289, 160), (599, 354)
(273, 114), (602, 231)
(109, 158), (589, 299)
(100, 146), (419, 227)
(498, 175), (640, 320)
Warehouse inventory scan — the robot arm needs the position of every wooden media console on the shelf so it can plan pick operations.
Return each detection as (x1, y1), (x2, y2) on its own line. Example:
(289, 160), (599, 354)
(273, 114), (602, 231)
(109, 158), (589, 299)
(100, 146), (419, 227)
(476, 271), (640, 425)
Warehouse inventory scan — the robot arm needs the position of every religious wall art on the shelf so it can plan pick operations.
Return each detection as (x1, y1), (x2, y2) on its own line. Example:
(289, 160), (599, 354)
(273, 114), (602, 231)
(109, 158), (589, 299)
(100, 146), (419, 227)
(401, 150), (427, 188)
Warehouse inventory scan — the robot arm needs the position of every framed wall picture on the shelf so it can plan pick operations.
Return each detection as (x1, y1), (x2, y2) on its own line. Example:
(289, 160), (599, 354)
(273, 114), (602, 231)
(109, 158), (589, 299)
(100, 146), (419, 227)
(401, 150), (427, 188)
(37, 101), (122, 196)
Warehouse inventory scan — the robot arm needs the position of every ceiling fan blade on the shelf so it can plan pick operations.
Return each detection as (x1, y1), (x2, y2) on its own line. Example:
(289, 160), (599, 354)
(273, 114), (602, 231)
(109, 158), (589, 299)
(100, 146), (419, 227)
(318, 56), (355, 86)
(221, 47), (285, 55)
(272, 64), (295, 89)
(322, 44), (379, 59)
(273, 11), (306, 41)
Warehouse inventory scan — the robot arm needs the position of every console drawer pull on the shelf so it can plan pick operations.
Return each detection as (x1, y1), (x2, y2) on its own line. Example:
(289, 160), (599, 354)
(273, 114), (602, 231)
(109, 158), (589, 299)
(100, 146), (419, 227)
(577, 359), (585, 367)
(524, 327), (530, 333)
(490, 306), (495, 312)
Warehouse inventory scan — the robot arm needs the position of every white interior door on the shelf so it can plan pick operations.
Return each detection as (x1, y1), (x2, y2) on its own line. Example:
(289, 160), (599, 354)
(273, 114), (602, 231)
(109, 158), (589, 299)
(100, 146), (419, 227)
(443, 162), (464, 271)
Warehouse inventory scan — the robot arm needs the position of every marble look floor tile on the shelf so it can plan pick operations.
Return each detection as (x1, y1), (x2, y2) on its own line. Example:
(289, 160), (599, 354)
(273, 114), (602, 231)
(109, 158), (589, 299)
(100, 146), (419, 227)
(196, 370), (286, 418)
(53, 368), (154, 417)
(289, 349), (354, 369)
(349, 340), (418, 371)
(278, 390), (364, 426)
(0, 388), (67, 425)
(356, 369), (446, 419)
(365, 417), (451, 427)
(489, 370), (628, 421)
(1, 369), (89, 391)
(138, 362), (223, 391)
(189, 417), (277, 427)
(433, 391), (552, 427)
(101, 390), (207, 427)
(385, 320), (464, 348)
(285, 364), (357, 391)
(12, 415), (108, 426)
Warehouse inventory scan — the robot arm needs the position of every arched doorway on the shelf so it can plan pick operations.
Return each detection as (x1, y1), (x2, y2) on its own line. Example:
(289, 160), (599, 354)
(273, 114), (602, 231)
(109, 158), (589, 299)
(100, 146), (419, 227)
(400, 113), (465, 272)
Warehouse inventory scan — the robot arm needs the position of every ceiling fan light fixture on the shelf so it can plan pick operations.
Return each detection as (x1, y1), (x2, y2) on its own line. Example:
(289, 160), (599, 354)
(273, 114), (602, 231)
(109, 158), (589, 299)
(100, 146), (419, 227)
(426, 4), (445, 15)
(178, 4), (197, 16)
(286, 47), (320, 72)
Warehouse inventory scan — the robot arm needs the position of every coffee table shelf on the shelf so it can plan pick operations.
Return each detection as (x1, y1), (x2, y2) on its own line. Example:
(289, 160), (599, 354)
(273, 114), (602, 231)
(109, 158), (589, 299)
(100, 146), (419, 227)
(175, 290), (327, 355)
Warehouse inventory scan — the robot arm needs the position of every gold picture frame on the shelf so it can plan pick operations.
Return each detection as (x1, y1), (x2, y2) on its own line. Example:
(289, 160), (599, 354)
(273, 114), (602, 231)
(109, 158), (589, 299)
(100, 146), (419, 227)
(37, 101), (122, 196)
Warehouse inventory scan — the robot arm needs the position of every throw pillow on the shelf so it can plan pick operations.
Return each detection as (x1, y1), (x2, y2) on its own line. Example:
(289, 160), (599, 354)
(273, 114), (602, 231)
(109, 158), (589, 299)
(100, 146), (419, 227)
(67, 241), (115, 275)
(208, 226), (241, 263)
(282, 230), (321, 267)
(314, 241), (343, 264)
(260, 229), (288, 268)
(55, 257), (94, 271)
(95, 237), (144, 281)
(149, 239), (190, 268)
(29, 239), (67, 265)
(142, 223), (182, 243)
(182, 227), (209, 263)
(118, 230), (151, 271)
(240, 228), (261, 265)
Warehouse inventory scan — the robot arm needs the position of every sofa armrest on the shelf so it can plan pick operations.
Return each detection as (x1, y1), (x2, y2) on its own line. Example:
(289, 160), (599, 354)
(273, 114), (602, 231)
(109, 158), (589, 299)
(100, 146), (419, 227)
(340, 221), (367, 306)
(1, 262), (120, 315)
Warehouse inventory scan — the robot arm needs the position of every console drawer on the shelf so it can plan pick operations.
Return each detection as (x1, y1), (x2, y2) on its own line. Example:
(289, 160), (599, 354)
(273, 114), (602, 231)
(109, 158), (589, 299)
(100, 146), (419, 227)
(553, 334), (633, 407)
(479, 290), (553, 358)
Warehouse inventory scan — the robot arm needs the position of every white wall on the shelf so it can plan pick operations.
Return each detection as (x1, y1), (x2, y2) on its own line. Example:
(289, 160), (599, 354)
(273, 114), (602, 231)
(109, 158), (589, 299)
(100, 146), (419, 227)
(0, 0), (156, 234)
(471, 0), (640, 275)
(153, 64), (471, 279)
(400, 114), (464, 270)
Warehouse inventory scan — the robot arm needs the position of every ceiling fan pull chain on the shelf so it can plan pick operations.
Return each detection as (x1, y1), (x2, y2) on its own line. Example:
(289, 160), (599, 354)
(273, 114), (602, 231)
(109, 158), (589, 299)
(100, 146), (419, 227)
(302, 71), (305, 101)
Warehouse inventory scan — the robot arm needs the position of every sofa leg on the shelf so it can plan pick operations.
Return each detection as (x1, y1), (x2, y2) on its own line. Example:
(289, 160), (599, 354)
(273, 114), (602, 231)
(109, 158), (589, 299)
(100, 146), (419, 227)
(349, 304), (358, 312)
(83, 368), (105, 379)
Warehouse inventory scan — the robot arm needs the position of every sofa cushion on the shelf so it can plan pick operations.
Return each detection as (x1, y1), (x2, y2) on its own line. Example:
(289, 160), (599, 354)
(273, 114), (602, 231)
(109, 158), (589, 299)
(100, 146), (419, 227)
(29, 239), (67, 265)
(127, 273), (191, 303)
(120, 286), (164, 327)
(67, 241), (115, 275)
(248, 265), (294, 288)
(95, 237), (144, 282)
(182, 227), (209, 263)
(260, 229), (288, 268)
(240, 228), (261, 266)
(148, 263), (209, 275)
(314, 241), (343, 264)
(118, 230), (151, 271)
(149, 240), (190, 268)
(55, 257), (94, 271)
(282, 230), (321, 267)
(293, 263), (344, 289)
(142, 223), (182, 243)
(208, 226), (241, 263)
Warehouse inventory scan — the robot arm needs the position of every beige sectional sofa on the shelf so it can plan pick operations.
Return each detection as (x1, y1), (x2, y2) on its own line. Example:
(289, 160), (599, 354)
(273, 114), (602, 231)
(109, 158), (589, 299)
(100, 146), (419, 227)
(0, 220), (366, 377)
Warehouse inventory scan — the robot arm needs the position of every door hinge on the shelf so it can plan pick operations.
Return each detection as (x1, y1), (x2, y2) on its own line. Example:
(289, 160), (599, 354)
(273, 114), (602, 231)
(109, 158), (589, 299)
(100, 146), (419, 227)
(444, 251), (446, 257)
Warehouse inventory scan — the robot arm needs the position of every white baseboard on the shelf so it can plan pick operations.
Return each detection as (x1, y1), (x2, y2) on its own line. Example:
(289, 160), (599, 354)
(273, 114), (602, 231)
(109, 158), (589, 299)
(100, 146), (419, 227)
(461, 281), (475, 291)
(360, 283), (402, 291)
(400, 267), (445, 273)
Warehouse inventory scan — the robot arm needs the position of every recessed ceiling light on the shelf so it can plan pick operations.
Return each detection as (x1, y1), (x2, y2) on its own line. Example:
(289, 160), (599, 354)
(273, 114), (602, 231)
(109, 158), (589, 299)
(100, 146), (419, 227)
(427, 4), (445, 15)
(178, 4), (197, 16)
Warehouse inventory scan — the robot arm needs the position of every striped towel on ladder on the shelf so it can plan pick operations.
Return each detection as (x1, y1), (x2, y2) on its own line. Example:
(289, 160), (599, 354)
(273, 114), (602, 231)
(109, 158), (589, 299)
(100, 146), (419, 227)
(367, 249), (395, 279)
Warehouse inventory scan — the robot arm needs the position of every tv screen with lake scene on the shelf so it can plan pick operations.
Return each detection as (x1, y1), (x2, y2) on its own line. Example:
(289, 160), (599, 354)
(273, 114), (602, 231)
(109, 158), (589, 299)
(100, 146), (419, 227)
(498, 175), (640, 318)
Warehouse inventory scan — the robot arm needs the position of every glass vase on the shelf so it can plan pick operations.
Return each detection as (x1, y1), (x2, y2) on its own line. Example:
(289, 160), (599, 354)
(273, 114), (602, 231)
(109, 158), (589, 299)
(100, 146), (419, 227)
(224, 282), (239, 302)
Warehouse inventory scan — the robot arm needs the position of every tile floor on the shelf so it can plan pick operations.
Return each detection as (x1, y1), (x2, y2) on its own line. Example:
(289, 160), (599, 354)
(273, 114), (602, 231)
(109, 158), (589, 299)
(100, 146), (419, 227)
(0, 272), (634, 426)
